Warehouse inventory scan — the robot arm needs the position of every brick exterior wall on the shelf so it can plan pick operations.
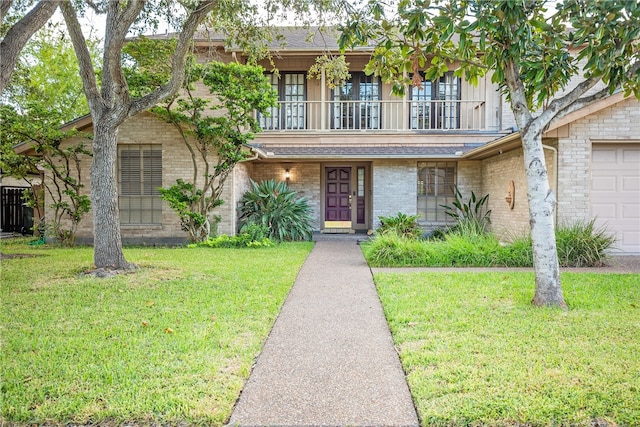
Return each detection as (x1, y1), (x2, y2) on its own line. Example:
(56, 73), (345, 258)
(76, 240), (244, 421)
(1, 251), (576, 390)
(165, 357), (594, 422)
(457, 160), (482, 200)
(232, 161), (254, 233)
(481, 144), (556, 241)
(250, 162), (322, 230)
(50, 111), (239, 244)
(371, 160), (417, 229)
(556, 97), (640, 224)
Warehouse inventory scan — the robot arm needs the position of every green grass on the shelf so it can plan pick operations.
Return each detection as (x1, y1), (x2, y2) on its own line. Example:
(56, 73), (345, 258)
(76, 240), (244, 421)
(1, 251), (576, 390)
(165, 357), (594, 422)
(374, 271), (640, 427)
(1, 238), (313, 426)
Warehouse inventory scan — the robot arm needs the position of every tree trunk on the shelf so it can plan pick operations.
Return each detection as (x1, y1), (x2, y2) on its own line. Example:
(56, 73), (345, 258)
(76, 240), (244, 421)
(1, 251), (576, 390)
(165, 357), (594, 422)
(520, 130), (567, 308)
(91, 121), (131, 270)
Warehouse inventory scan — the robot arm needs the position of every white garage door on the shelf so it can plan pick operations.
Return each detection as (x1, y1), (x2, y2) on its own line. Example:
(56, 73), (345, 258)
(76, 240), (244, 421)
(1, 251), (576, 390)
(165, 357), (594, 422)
(591, 144), (640, 254)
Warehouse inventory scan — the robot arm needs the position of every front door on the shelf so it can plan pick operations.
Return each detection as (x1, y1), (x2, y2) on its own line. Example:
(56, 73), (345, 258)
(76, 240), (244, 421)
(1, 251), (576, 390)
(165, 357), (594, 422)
(325, 167), (352, 228)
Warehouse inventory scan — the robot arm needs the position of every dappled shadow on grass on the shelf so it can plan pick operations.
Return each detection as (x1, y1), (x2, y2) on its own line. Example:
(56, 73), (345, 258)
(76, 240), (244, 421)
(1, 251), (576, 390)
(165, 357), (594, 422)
(0, 252), (45, 259)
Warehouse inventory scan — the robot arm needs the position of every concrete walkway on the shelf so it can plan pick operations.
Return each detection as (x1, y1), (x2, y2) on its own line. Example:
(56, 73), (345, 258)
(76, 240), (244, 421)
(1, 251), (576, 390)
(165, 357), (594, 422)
(227, 240), (419, 427)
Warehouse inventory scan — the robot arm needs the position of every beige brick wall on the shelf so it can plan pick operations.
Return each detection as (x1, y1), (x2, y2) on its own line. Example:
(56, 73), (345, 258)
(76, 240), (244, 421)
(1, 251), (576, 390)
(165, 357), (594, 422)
(556, 97), (640, 224)
(457, 160), (482, 200)
(481, 145), (556, 241)
(232, 161), (254, 233)
(50, 111), (240, 244)
(371, 160), (417, 228)
(250, 162), (322, 230)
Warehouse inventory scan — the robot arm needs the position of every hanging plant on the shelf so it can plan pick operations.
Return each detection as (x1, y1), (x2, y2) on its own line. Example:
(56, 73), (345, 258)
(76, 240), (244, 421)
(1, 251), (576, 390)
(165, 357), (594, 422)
(307, 54), (351, 89)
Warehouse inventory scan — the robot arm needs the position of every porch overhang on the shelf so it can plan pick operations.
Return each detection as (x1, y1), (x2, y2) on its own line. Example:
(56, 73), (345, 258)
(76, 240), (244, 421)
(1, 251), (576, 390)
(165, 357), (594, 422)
(246, 144), (484, 161)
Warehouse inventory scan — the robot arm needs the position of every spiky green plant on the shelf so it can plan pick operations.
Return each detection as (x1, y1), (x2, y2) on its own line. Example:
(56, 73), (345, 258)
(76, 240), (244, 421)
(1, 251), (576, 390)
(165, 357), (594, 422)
(377, 212), (423, 239)
(238, 179), (315, 242)
(441, 186), (491, 235)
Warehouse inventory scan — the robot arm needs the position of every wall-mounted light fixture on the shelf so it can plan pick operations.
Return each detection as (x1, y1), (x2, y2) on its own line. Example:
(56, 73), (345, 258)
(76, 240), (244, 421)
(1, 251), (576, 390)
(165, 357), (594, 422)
(285, 168), (290, 182)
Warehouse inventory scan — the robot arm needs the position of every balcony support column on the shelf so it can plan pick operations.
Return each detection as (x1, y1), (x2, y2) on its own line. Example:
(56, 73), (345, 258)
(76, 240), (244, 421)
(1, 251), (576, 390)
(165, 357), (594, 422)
(321, 69), (327, 131)
(402, 70), (408, 131)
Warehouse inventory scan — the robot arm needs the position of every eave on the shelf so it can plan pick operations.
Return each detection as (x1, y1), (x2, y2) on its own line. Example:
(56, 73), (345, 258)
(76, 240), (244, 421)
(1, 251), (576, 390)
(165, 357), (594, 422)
(463, 92), (635, 160)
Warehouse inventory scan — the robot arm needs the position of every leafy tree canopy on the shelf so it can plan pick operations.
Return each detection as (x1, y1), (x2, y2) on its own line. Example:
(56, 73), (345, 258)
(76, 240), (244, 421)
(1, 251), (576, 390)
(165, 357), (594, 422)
(339, 0), (640, 109)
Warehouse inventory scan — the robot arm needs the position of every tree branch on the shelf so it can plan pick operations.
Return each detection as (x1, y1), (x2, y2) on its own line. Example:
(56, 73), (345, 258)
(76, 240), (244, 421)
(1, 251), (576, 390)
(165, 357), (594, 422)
(547, 85), (615, 129)
(129, 0), (216, 117)
(60, 1), (102, 114)
(0, 0), (12, 23)
(101, 0), (146, 106)
(0, 0), (60, 92)
(535, 75), (600, 129)
(503, 59), (533, 129)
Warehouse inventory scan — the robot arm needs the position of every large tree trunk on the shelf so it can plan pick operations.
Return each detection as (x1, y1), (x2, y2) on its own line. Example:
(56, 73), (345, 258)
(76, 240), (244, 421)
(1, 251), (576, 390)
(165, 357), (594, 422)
(521, 130), (567, 308)
(91, 121), (131, 269)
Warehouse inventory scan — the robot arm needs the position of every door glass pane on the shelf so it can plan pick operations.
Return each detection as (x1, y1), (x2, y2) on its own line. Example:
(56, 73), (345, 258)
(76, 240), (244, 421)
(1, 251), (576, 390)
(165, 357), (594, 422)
(357, 167), (365, 197)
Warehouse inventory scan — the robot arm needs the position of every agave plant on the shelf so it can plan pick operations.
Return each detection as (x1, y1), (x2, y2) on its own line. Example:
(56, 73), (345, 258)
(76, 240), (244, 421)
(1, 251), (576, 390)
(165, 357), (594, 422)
(238, 179), (315, 242)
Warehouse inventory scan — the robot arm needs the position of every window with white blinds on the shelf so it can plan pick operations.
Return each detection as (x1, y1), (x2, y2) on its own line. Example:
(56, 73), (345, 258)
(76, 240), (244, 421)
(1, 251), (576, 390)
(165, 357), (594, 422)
(118, 145), (162, 225)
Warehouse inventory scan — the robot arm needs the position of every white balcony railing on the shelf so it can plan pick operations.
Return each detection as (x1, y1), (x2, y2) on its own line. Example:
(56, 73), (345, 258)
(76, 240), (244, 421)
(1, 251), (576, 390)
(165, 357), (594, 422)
(258, 99), (487, 132)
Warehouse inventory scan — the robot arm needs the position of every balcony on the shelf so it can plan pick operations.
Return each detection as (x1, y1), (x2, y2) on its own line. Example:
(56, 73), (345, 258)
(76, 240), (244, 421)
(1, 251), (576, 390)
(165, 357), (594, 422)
(258, 99), (488, 133)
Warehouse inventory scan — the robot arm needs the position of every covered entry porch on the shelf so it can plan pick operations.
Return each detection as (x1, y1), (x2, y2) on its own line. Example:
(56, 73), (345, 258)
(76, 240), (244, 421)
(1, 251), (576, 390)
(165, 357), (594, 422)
(248, 160), (373, 234)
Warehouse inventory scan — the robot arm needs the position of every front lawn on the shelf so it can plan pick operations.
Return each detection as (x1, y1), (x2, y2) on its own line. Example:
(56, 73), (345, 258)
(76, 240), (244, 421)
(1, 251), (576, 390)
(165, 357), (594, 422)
(375, 271), (640, 427)
(1, 238), (313, 426)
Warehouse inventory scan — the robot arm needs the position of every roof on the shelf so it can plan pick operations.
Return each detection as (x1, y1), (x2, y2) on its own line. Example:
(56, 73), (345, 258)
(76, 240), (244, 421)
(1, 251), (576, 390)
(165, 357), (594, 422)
(156, 26), (375, 53)
(463, 92), (635, 160)
(249, 144), (483, 160)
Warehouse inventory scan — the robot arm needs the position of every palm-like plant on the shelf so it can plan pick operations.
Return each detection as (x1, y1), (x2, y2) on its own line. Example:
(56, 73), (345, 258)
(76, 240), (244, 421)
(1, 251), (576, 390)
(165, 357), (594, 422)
(239, 179), (315, 242)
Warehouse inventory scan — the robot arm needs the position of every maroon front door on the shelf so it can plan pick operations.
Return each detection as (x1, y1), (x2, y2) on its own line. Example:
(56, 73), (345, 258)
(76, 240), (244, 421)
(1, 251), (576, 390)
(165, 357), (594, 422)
(325, 167), (351, 227)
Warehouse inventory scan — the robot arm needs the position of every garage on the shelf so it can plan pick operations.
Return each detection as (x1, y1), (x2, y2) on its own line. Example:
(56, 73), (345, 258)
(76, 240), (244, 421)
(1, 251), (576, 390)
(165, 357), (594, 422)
(591, 143), (640, 254)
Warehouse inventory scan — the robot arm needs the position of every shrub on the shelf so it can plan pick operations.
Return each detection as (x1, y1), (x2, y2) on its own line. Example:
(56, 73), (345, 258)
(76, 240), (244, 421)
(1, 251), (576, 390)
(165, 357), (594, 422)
(556, 219), (614, 267)
(363, 233), (432, 267)
(364, 216), (614, 269)
(189, 233), (274, 249)
(441, 186), (491, 234)
(377, 212), (423, 239)
(238, 179), (315, 242)
(239, 221), (270, 242)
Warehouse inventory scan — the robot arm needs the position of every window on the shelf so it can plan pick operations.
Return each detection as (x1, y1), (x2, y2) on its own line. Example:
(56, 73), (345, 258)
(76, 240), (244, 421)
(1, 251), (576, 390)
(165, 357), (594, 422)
(259, 73), (306, 130)
(417, 161), (456, 223)
(410, 73), (460, 130)
(118, 145), (162, 225)
(332, 73), (381, 130)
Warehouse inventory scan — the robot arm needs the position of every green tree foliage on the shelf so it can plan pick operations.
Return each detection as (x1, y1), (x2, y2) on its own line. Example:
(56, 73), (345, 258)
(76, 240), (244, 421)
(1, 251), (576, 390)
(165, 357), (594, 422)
(2, 23), (98, 121)
(1, 104), (91, 246)
(340, 0), (640, 308)
(0, 0), (61, 92)
(307, 53), (351, 88)
(1, 23), (98, 245)
(150, 59), (277, 242)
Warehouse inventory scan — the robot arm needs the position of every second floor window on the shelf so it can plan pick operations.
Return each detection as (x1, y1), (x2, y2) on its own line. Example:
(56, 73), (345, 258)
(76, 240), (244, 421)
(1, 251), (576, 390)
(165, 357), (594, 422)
(259, 73), (306, 130)
(332, 73), (381, 130)
(411, 73), (461, 130)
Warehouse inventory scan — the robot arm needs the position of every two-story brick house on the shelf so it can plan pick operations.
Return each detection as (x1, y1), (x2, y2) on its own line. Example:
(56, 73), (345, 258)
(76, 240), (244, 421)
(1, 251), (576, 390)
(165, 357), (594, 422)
(23, 27), (640, 253)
